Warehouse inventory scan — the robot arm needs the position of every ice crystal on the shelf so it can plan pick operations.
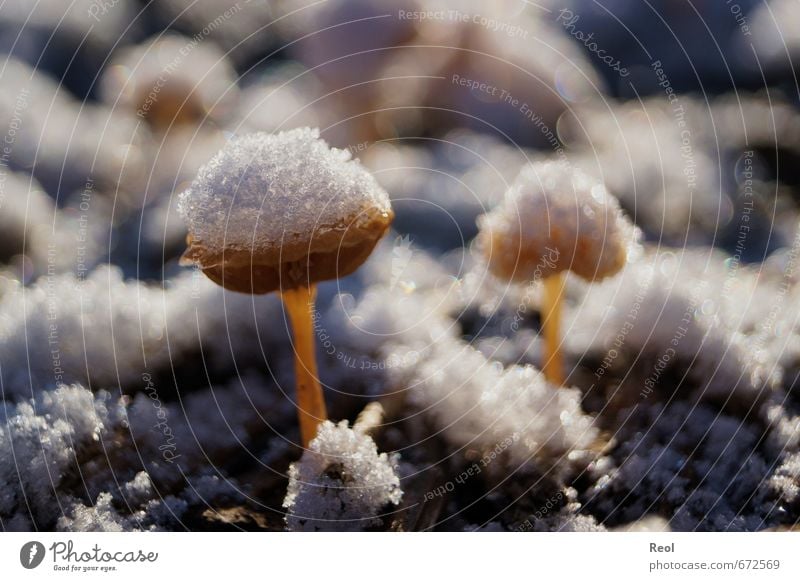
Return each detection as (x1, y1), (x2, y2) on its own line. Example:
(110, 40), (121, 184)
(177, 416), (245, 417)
(283, 420), (402, 531)
(178, 128), (391, 254)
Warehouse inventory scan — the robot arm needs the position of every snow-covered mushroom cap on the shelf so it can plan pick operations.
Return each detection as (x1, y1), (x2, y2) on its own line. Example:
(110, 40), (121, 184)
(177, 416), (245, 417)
(477, 161), (639, 282)
(101, 33), (237, 127)
(178, 128), (394, 293)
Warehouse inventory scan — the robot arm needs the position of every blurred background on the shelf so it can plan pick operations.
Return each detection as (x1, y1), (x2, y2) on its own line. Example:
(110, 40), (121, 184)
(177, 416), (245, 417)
(2, 0), (799, 285)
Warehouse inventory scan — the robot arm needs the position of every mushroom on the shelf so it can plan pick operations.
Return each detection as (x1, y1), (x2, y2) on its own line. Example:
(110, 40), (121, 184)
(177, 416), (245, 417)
(101, 33), (238, 131)
(477, 161), (639, 384)
(178, 128), (394, 445)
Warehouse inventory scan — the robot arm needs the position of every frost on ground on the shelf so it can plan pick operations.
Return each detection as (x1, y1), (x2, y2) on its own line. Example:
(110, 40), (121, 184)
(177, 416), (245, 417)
(283, 420), (402, 531)
(3, 223), (800, 531)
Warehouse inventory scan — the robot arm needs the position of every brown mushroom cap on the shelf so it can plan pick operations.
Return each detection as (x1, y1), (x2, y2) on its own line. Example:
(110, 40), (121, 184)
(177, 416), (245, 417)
(101, 33), (238, 126)
(181, 206), (392, 293)
(178, 128), (393, 293)
(477, 161), (639, 283)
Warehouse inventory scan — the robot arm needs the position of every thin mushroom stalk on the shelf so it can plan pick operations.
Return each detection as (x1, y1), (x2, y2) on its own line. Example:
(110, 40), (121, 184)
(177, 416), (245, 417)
(178, 128), (393, 447)
(477, 161), (639, 386)
(540, 272), (566, 385)
(281, 285), (327, 446)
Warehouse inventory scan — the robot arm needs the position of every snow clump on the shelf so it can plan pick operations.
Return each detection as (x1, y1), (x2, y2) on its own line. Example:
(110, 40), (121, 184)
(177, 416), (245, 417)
(178, 128), (392, 256)
(283, 420), (402, 531)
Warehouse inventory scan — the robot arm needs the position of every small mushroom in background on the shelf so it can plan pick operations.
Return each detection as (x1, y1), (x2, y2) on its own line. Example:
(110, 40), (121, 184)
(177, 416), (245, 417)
(283, 0), (604, 147)
(101, 32), (238, 132)
(477, 160), (639, 385)
(178, 127), (394, 446)
(0, 172), (55, 260)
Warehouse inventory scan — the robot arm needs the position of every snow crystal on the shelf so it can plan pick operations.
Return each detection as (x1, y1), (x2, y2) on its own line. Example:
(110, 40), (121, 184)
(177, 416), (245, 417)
(57, 486), (205, 532)
(583, 402), (776, 531)
(400, 334), (598, 466)
(0, 265), (294, 396)
(3, 2), (800, 533)
(178, 128), (392, 257)
(766, 452), (800, 520)
(283, 420), (402, 531)
(478, 161), (640, 282)
(123, 472), (155, 506)
(0, 373), (288, 531)
(311, 243), (596, 467)
(0, 385), (111, 525)
(613, 515), (672, 532)
(57, 493), (132, 532)
(530, 512), (606, 532)
(564, 248), (773, 408)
